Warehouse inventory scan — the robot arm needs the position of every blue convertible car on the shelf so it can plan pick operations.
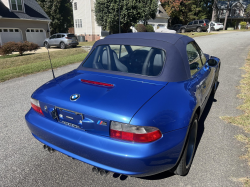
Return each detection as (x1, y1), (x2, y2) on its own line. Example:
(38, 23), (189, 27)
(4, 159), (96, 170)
(25, 33), (220, 177)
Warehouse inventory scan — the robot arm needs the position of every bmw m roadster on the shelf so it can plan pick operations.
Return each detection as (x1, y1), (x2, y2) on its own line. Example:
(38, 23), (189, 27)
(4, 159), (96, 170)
(25, 33), (220, 177)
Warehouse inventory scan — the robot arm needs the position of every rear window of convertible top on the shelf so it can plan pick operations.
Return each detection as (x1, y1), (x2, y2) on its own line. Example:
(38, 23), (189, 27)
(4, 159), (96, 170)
(82, 45), (166, 76)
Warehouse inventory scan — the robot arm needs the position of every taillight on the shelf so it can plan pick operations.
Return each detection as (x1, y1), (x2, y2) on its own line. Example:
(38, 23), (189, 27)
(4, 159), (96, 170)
(110, 121), (162, 143)
(204, 23), (206, 26)
(31, 98), (43, 115)
(65, 37), (71, 39)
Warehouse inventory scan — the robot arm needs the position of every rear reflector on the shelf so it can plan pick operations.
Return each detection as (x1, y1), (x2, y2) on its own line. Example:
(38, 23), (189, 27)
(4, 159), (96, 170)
(81, 79), (114, 87)
(31, 98), (43, 115)
(110, 121), (162, 143)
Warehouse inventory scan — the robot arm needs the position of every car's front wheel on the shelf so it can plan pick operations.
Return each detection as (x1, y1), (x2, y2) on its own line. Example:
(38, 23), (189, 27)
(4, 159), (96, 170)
(196, 27), (202, 32)
(174, 114), (198, 176)
(212, 66), (220, 95)
(60, 42), (66, 49)
(44, 42), (50, 49)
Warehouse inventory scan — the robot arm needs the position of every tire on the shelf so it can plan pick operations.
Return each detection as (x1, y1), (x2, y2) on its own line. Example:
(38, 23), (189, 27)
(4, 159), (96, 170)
(60, 42), (66, 49)
(72, 45), (77, 48)
(211, 27), (215, 31)
(44, 42), (50, 49)
(181, 29), (185, 33)
(211, 66), (220, 95)
(174, 114), (198, 176)
(196, 27), (202, 32)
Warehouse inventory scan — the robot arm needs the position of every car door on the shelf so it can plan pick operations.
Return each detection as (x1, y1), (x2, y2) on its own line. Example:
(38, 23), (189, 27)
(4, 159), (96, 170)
(186, 21), (193, 31)
(193, 20), (199, 30)
(54, 34), (62, 46)
(186, 42), (208, 107)
(194, 42), (215, 106)
(48, 34), (56, 46)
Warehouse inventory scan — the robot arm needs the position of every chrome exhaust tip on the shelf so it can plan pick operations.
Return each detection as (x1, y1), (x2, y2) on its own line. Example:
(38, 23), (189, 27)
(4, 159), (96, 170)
(92, 167), (99, 175)
(99, 169), (109, 177)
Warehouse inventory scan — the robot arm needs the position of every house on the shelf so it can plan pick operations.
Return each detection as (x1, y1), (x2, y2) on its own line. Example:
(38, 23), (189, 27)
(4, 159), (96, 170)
(215, 0), (250, 27)
(71, 0), (169, 42)
(0, 0), (51, 46)
(137, 3), (170, 32)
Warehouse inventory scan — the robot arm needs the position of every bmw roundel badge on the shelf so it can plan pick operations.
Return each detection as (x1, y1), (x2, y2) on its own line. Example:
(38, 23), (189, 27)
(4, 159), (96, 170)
(70, 94), (80, 101)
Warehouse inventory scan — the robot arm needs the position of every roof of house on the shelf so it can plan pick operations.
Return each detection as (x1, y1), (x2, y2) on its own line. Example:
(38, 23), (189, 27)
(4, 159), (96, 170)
(0, 0), (51, 21)
(157, 5), (169, 18)
(217, 1), (250, 9)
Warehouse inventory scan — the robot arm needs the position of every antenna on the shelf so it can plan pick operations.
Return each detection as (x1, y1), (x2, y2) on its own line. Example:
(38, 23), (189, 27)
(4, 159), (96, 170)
(46, 47), (55, 79)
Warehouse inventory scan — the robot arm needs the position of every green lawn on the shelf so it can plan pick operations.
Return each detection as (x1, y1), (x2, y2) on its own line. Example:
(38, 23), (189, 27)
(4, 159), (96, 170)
(0, 48), (88, 82)
(180, 32), (216, 38)
(79, 41), (96, 46)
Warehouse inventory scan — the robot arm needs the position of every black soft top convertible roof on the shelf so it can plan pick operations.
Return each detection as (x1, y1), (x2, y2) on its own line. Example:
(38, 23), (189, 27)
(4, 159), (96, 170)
(78, 33), (194, 82)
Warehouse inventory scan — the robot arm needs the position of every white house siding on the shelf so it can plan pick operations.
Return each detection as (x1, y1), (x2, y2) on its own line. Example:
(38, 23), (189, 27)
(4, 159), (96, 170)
(148, 17), (168, 31)
(73, 0), (101, 41)
(1, 0), (11, 9)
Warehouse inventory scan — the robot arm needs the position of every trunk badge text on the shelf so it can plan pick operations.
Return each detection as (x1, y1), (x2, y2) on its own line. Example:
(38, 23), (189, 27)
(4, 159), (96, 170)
(70, 94), (80, 101)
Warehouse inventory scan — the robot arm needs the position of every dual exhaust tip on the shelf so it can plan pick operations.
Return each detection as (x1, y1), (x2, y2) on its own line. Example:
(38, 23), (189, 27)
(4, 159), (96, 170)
(43, 144), (55, 153)
(92, 167), (110, 177)
(43, 144), (109, 177)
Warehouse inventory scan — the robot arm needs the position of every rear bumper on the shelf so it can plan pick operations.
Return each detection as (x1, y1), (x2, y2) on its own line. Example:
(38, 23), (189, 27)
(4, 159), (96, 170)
(66, 42), (79, 46)
(25, 109), (188, 177)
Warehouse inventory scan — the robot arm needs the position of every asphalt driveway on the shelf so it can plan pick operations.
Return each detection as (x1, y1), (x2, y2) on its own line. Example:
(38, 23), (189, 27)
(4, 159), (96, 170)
(0, 31), (250, 187)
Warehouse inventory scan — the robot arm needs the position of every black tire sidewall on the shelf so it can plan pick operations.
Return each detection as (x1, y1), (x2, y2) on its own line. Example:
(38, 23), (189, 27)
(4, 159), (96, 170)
(174, 114), (198, 176)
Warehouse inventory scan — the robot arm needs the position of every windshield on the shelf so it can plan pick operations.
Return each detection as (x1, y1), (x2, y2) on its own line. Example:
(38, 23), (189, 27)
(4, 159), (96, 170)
(82, 45), (166, 76)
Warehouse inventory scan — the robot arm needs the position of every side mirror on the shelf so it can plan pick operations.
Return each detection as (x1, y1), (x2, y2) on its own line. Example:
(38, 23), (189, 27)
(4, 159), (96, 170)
(207, 59), (218, 67)
(190, 62), (199, 70)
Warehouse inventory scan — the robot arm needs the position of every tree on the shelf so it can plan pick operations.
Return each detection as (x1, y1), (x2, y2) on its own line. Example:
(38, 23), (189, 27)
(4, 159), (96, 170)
(223, 0), (230, 30)
(37, 0), (73, 34)
(95, 0), (158, 34)
(246, 4), (250, 18)
(161, 0), (213, 25)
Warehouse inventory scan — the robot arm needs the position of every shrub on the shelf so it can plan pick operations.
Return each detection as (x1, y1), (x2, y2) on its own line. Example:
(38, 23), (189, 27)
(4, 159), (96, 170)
(0, 42), (16, 56)
(0, 41), (40, 56)
(239, 21), (247, 29)
(135, 24), (147, 32)
(145, 25), (154, 32)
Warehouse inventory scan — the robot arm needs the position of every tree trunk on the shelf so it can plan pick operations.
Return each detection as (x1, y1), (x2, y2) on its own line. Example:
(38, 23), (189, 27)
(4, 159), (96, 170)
(223, 0), (230, 30)
(212, 0), (218, 21)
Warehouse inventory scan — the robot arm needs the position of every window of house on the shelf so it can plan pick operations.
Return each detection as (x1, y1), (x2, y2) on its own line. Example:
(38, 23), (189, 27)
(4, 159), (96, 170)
(79, 19), (82, 28)
(3, 29), (8, 32)
(0, 29), (2, 32)
(75, 19), (78, 28)
(26, 29), (30, 32)
(40, 30), (43, 32)
(74, 2), (77, 10)
(31, 29), (34, 32)
(9, 29), (14, 32)
(15, 29), (19, 32)
(36, 30), (39, 32)
(11, 0), (23, 11)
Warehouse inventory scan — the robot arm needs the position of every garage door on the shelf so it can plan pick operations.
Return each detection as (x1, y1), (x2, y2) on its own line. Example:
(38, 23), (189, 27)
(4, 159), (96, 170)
(26, 28), (46, 47)
(0, 28), (23, 46)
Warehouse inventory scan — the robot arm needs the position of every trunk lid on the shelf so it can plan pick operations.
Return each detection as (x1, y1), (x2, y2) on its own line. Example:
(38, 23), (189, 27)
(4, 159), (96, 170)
(33, 70), (166, 136)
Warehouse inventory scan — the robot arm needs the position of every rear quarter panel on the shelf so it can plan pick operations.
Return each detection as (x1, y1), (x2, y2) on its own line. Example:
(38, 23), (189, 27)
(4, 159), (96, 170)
(130, 81), (199, 133)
